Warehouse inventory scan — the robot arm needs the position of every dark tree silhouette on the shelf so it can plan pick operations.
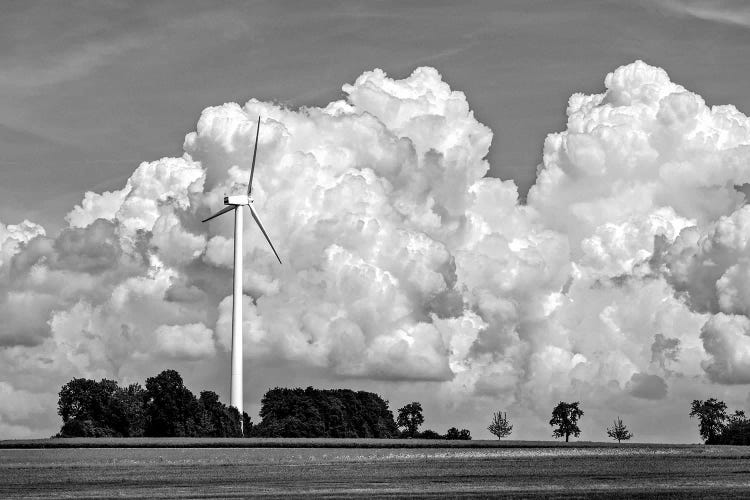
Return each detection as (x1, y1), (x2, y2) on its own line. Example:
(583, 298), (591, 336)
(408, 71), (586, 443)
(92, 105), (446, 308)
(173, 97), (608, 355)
(109, 383), (148, 437)
(242, 412), (253, 437)
(145, 369), (202, 437)
(690, 398), (728, 444)
(550, 401), (584, 442)
(606, 417), (633, 443)
(198, 390), (242, 437)
(57, 379), (146, 437)
(57, 374), (407, 439)
(715, 410), (750, 445)
(58, 378), (99, 424)
(57, 371), (244, 438)
(730, 410), (747, 424)
(58, 378), (117, 424)
(253, 387), (397, 438)
(419, 429), (442, 439)
(445, 427), (472, 440)
(397, 402), (425, 438)
(488, 411), (513, 439)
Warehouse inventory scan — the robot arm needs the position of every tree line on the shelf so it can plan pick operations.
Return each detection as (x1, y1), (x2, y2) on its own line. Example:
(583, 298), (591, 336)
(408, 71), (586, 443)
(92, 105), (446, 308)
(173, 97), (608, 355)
(58, 371), (733, 443)
(252, 386), (397, 438)
(57, 370), (251, 437)
(56, 371), (471, 439)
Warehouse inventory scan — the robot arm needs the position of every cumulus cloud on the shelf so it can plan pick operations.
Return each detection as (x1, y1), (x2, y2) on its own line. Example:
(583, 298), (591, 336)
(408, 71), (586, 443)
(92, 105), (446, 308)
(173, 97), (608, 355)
(659, 0), (750, 29)
(4, 60), (750, 440)
(700, 313), (750, 384)
(627, 373), (668, 399)
(154, 323), (216, 360)
(0, 382), (56, 439)
(0, 219), (44, 269)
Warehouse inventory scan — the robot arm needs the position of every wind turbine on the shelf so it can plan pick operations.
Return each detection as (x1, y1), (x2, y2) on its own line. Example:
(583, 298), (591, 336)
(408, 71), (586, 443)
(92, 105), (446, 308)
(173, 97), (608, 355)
(202, 116), (282, 431)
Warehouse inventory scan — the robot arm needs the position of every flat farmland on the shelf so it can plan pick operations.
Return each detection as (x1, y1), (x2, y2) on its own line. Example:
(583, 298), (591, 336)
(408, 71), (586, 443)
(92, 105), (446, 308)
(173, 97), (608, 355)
(2, 444), (750, 498)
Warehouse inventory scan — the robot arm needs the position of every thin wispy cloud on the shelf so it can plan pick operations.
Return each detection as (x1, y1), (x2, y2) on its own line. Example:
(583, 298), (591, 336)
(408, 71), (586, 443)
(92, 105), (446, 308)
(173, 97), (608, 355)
(0, 9), (249, 89)
(0, 35), (147, 89)
(658, 0), (750, 28)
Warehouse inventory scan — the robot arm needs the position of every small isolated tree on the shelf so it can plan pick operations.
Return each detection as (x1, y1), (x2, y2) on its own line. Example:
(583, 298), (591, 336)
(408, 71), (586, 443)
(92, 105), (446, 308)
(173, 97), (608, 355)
(606, 417), (633, 443)
(550, 401), (584, 442)
(488, 411), (513, 439)
(397, 402), (424, 438)
(690, 398), (728, 444)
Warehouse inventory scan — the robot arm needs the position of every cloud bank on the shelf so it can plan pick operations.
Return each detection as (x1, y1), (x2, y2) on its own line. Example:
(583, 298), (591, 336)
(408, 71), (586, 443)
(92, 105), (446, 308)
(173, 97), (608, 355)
(3, 61), (750, 441)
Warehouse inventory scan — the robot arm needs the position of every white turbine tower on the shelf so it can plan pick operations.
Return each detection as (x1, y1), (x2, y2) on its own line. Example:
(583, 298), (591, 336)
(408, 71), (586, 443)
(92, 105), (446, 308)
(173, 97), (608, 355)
(202, 116), (282, 430)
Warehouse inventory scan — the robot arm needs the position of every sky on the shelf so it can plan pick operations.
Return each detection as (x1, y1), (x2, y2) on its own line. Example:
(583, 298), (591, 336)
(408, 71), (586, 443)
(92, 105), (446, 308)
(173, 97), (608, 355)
(2, 0), (750, 441)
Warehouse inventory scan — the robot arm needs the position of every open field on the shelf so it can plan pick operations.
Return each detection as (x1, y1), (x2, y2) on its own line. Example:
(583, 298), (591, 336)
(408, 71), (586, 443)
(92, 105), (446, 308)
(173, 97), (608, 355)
(0, 437), (701, 449)
(2, 443), (750, 498)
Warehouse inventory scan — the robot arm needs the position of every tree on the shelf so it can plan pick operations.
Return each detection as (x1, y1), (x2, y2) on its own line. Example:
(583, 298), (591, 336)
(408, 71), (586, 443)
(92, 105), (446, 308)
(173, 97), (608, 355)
(57, 378), (139, 437)
(253, 387), (397, 438)
(443, 427), (471, 440)
(242, 412), (253, 437)
(419, 429), (442, 439)
(198, 390), (242, 437)
(488, 411), (513, 439)
(716, 410), (750, 445)
(397, 402), (424, 438)
(108, 383), (148, 437)
(728, 410), (746, 426)
(690, 398), (728, 444)
(144, 369), (201, 437)
(58, 378), (118, 425)
(58, 378), (100, 423)
(550, 401), (584, 442)
(606, 417), (633, 443)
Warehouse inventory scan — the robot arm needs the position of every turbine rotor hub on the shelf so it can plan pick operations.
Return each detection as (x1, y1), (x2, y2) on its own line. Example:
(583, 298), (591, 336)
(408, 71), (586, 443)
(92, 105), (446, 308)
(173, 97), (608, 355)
(224, 195), (250, 205)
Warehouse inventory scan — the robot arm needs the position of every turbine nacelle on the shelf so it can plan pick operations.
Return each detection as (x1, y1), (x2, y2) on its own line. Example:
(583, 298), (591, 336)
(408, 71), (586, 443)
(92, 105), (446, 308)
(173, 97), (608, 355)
(224, 195), (251, 206)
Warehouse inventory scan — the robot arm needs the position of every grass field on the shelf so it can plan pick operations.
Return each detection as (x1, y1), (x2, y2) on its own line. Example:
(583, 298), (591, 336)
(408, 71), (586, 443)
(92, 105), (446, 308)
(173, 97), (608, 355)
(0, 437), (700, 449)
(2, 441), (750, 498)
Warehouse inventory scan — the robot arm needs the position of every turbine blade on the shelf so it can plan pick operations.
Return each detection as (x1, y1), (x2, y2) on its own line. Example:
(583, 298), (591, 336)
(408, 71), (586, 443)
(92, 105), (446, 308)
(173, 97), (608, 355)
(248, 205), (282, 264)
(247, 116), (261, 196)
(201, 205), (234, 223)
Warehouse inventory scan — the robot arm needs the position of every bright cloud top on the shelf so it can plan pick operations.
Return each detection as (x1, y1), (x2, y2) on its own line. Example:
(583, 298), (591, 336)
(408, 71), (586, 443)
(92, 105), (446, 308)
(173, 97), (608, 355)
(2, 61), (750, 440)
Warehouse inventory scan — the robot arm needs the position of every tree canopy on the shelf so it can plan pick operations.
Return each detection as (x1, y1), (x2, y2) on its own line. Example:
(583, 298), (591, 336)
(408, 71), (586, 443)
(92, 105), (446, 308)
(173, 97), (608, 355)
(550, 401), (584, 442)
(252, 387), (398, 438)
(58, 378), (148, 437)
(444, 427), (471, 440)
(690, 398), (728, 444)
(396, 402), (425, 438)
